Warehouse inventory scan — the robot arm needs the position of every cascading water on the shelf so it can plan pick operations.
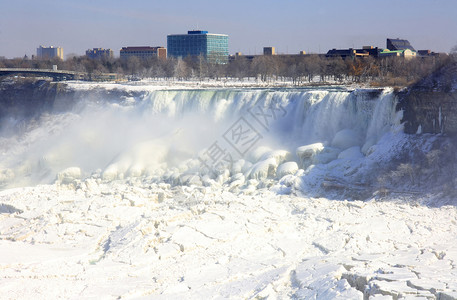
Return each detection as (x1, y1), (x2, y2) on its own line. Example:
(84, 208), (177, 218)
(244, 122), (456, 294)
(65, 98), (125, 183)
(0, 85), (401, 195)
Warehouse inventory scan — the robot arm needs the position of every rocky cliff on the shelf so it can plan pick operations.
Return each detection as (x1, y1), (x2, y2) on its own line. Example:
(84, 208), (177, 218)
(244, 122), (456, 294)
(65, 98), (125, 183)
(0, 79), (66, 119)
(397, 62), (457, 134)
(0, 78), (141, 120)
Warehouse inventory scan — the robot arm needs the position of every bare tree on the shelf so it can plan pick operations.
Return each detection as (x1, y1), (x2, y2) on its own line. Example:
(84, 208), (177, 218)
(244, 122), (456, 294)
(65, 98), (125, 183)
(451, 44), (457, 62)
(173, 58), (189, 80)
(227, 56), (249, 81)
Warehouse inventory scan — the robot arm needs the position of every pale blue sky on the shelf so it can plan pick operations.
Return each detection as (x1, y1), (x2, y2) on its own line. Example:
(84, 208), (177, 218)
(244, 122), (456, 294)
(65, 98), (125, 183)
(1, 0), (456, 58)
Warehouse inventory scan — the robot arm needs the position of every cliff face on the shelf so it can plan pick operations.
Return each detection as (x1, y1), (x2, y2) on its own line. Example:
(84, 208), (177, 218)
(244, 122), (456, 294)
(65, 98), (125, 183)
(0, 79), (65, 119)
(397, 62), (457, 134)
(0, 79), (140, 119)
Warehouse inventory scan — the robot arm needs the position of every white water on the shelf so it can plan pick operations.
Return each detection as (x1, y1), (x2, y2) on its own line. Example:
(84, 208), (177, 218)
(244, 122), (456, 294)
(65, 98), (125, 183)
(2, 84), (457, 299)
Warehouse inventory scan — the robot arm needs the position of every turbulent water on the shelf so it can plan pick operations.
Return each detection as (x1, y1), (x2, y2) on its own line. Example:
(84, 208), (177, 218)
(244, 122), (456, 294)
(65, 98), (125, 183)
(2, 83), (457, 299)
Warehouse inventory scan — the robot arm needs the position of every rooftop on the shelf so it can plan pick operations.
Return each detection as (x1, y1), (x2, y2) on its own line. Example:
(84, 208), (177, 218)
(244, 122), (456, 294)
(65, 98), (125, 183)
(188, 30), (208, 35)
(387, 38), (415, 51)
(120, 46), (165, 51)
(168, 30), (228, 37)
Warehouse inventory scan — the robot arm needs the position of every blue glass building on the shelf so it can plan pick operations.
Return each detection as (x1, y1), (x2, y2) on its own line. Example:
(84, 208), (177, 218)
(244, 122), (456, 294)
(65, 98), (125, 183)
(167, 30), (229, 63)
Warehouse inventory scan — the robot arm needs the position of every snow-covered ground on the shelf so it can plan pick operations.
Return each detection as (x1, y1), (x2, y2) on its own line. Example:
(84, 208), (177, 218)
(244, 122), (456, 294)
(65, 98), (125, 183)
(1, 180), (457, 299)
(1, 83), (456, 299)
(65, 76), (366, 91)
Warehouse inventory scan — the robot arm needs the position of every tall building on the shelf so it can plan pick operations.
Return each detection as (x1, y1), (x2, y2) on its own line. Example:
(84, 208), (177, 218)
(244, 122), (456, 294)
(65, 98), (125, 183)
(120, 46), (167, 60)
(167, 30), (229, 63)
(36, 46), (64, 60)
(86, 48), (114, 60)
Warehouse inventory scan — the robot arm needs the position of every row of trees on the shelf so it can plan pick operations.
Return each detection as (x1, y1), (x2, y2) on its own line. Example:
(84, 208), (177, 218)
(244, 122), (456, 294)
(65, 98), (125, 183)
(0, 52), (454, 86)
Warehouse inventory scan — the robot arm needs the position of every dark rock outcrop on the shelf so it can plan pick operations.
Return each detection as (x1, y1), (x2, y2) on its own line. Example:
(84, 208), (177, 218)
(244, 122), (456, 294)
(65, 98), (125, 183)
(0, 78), (143, 120)
(0, 79), (64, 119)
(397, 62), (457, 134)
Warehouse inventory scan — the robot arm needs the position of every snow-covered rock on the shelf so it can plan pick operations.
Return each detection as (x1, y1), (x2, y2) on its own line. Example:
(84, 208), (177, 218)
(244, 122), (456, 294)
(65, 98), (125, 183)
(276, 161), (299, 178)
(296, 143), (325, 167)
(246, 157), (278, 180)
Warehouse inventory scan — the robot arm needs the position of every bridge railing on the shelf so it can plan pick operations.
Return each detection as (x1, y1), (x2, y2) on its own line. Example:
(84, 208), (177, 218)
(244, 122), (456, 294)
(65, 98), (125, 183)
(0, 68), (83, 75)
(0, 68), (87, 81)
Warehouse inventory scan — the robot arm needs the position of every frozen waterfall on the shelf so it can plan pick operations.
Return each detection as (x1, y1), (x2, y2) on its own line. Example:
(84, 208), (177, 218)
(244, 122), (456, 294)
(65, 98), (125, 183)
(0, 86), (400, 193)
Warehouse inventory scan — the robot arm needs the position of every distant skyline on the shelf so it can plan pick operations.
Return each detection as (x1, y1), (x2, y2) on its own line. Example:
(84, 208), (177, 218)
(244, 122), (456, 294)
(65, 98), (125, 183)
(1, 0), (456, 59)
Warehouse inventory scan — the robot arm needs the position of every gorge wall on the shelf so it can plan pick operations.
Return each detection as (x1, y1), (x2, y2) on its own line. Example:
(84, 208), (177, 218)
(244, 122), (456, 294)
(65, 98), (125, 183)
(397, 62), (457, 135)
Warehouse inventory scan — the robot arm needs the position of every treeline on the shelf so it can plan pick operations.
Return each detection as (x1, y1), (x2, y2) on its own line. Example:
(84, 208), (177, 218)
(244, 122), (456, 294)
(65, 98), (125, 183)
(0, 53), (453, 86)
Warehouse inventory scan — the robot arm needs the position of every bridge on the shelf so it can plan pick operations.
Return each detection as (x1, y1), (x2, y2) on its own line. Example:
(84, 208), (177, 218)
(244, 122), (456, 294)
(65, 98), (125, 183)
(0, 68), (86, 81)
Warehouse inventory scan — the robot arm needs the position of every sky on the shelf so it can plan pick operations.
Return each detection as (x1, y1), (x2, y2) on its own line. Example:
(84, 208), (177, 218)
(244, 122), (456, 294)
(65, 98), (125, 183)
(1, 0), (456, 59)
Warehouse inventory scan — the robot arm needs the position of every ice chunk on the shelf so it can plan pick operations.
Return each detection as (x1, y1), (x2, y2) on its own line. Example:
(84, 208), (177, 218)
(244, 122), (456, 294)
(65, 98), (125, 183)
(259, 150), (291, 166)
(296, 143), (324, 158)
(229, 173), (245, 190)
(179, 174), (202, 186)
(332, 129), (361, 150)
(276, 162), (299, 178)
(57, 167), (81, 184)
(296, 143), (325, 167)
(246, 158), (278, 180)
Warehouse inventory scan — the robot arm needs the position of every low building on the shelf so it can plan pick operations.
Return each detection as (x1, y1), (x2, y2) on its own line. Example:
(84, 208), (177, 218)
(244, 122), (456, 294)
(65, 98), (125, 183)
(120, 46), (167, 60)
(229, 47), (309, 62)
(325, 47), (380, 59)
(86, 48), (114, 60)
(360, 46), (382, 57)
(36, 46), (64, 60)
(387, 38), (415, 51)
(416, 50), (444, 58)
(326, 48), (357, 59)
(418, 50), (432, 56)
(379, 48), (417, 59)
